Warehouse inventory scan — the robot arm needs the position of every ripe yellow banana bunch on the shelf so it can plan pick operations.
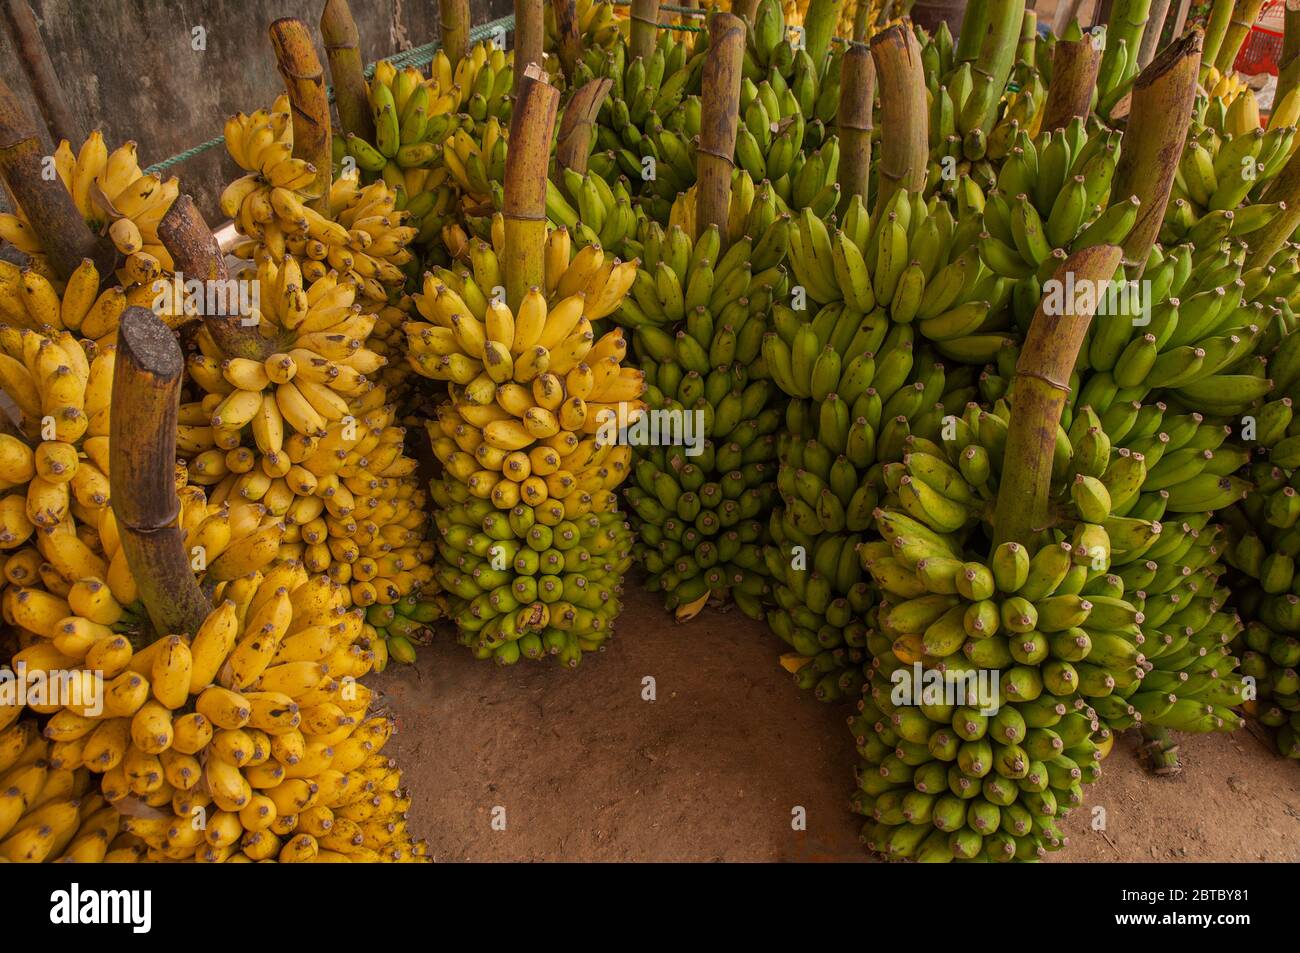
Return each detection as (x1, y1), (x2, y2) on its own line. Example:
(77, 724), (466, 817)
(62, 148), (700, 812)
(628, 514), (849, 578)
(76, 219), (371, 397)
(222, 97), (416, 303)
(408, 272), (644, 516)
(0, 717), (133, 862)
(4, 569), (427, 861)
(0, 131), (178, 293)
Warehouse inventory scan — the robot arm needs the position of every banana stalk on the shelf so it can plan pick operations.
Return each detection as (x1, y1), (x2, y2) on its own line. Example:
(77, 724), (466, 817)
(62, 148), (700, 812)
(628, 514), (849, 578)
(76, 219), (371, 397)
(1040, 34), (1102, 132)
(870, 23), (929, 217)
(554, 0), (584, 81)
(440, 0), (472, 70)
(697, 13), (747, 246)
(1199, 0), (1234, 72)
(1138, 0), (1172, 68)
(556, 77), (613, 176)
(0, 77), (113, 280)
(1214, 0), (1266, 74)
(158, 195), (285, 362)
(993, 243), (1124, 550)
(802, 0), (844, 78)
(269, 18), (332, 204)
(1110, 28), (1200, 268)
(503, 67), (560, 309)
(321, 0), (376, 145)
(110, 307), (212, 638)
(1100, 0), (1153, 90)
(836, 43), (875, 208)
(954, 0), (992, 65)
(2, 0), (80, 144)
(515, 0), (546, 96)
(631, 0), (663, 63)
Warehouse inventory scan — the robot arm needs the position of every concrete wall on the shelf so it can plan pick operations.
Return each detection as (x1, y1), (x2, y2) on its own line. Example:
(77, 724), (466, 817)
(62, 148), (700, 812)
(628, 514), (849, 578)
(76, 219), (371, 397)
(0, 0), (512, 222)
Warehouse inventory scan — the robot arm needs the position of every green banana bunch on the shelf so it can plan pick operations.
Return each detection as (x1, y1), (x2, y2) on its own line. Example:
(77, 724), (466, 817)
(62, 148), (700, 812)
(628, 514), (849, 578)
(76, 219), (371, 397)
(777, 189), (1016, 362)
(364, 594), (446, 669)
(547, 167), (647, 259)
(618, 223), (788, 619)
(431, 477), (634, 666)
(949, 0), (1027, 162)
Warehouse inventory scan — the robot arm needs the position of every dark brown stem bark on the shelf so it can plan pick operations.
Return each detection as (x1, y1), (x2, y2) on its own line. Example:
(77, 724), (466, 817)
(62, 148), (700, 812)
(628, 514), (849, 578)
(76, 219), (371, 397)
(440, 0), (471, 70)
(554, 0), (583, 82)
(1, 0), (80, 145)
(993, 243), (1124, 550)
(321, 0), (375, 145)
(697, 12), (745, 247)
(836, 44), (875, 208)
(870, 23), (928, 219)
(0, 77), (112, 281)
(556, 77), (612, 176)
(1111, 29), (1201, 269)
(514, 0), (545, 97)
(1041, 36), (1102, 131)
(503, 65), (559, 310)
(269, 18), (331, 203)
(158, 195), (280, 360)
(111, 307), (212, 638)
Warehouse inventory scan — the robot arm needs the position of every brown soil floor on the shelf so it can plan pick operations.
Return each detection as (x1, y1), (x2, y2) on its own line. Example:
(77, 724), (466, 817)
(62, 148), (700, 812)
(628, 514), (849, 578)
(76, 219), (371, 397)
(375, 584), (1300, 862)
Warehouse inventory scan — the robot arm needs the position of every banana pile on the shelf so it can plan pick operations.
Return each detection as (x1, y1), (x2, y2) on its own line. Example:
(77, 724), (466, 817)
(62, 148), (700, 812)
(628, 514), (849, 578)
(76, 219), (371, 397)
(222, 96), (417, 301)
(547, 166), (644, 260)
(407, 223), (642, 663)
(4, 569), (427, 861)
(183, 255), (435, 616)
(0, 131), (178, 297)
(546, 0), (621, 57)
(363, 593), (445, 670)
(1163, 94), (1295, 245)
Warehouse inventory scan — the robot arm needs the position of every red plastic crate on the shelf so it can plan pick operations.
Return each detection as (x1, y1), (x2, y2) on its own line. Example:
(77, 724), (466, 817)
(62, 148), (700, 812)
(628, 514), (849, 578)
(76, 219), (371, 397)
(1236, 0), (1285, 76)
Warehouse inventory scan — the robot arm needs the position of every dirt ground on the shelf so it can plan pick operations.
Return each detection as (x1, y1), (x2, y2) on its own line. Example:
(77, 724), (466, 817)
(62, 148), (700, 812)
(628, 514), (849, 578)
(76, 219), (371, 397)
(375, 583), (1300, 862)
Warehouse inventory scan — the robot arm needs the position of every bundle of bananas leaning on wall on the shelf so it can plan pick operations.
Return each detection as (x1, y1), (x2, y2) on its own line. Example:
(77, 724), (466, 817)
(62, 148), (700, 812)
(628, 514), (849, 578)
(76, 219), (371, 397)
(618, 199), (789, 620)
(405, 222), (641, 665)
(0, 131), (178, 304)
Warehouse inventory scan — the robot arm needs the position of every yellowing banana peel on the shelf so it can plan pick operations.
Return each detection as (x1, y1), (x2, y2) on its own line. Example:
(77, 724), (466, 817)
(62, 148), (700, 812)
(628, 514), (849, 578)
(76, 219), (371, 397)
(0, 132), (177, 294)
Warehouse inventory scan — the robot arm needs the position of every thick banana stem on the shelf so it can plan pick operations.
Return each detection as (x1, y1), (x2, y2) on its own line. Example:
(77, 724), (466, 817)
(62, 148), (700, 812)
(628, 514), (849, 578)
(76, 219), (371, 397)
(1199, 0), (1234, 70)
(554, 0), (583, 82)
(2, 0), (80, 144)
(1040, 36), (1102, 131)
(955, 0), (992, 64)
(269, 18), (332, 205)
(1018, 9), (1038, 65)
(439, 0), (471, 70)
(1171, 0), (1192, 35)
(503, 65), (559, 310)
(514, 0), (545, 96)
(111, 307), (212, 639)
(870, 24), (929, 218)
(1104, 0), (1153, 82)
(697, 12), (745, 247)
(1138, 0), (1172, 67)
(321, 0), (375, 145)
(732, 0), (761, 21)
(1111, 28), (1201, 268)
(0, 78), (112, 281)
(836, 43), (875, 209)
(853, 0), (872, 41)
(1286, 0), (1300, 65)
(1139, 724), (1182, 774)
(993, 244), (1124, 551)
(556, 77), (612, 176)
(631, 0), (662, 63)
(158, 195), (280, 360)
(803, 0), (844, 78)
(1215, 0), (1267, 73)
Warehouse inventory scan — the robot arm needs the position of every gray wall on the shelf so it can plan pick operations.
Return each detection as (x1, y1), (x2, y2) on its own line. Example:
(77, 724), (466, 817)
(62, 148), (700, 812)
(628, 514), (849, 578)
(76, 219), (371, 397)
(1, 0), (512, 222)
